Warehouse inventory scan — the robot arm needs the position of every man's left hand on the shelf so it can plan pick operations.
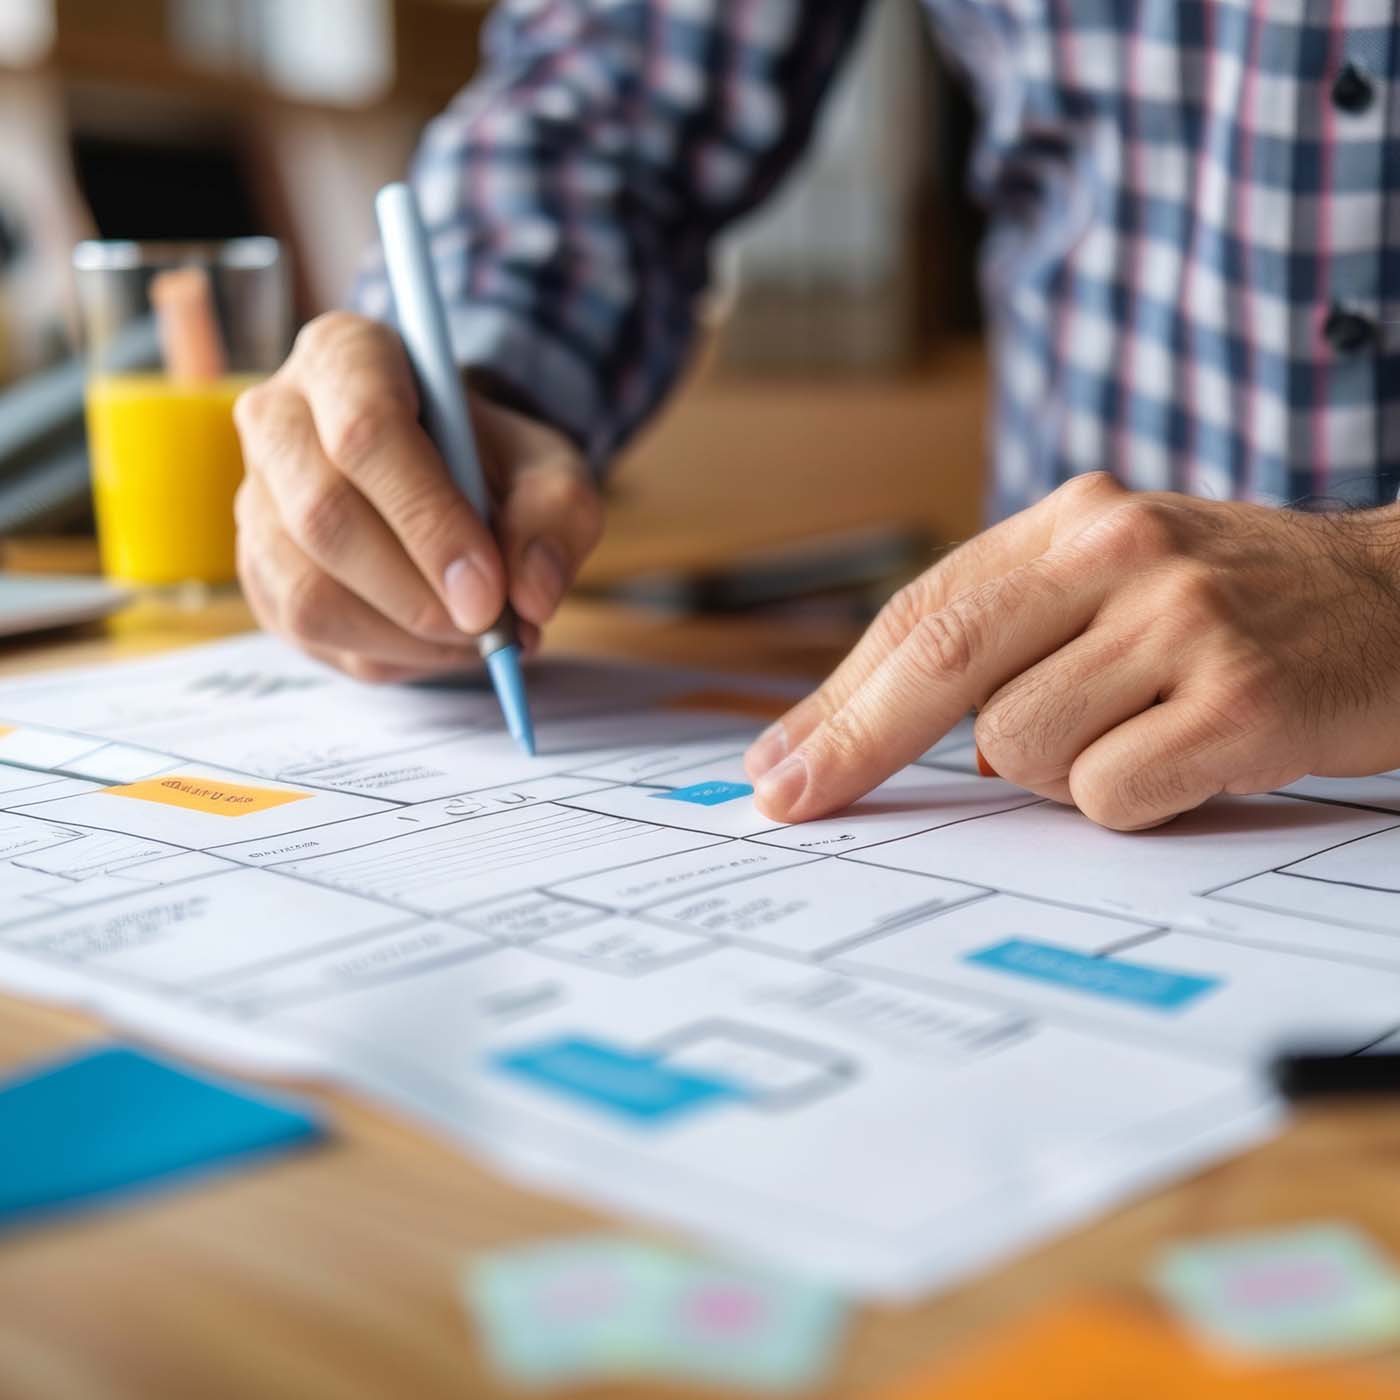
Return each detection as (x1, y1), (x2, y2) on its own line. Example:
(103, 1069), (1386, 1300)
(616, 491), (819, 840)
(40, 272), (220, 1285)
(745, 473), (1400, 830)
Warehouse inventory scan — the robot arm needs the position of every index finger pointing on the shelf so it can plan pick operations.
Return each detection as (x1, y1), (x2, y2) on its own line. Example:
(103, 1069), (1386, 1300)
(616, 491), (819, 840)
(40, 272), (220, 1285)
(744, 472), (1127, 780)
(754, 543), (1117, 823)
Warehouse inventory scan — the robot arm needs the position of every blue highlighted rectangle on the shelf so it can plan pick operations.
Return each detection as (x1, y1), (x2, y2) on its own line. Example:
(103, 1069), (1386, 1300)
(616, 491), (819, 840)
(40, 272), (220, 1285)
(654, 780), (753, 807)
(965, 938), (1221, 1011)
(492, 1035), (743, 1124)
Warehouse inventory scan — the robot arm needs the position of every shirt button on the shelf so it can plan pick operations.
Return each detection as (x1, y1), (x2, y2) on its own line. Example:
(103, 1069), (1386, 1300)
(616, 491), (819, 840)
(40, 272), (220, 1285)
(1332, 60), (1375, 114)
(1323, 304), (1376, 353)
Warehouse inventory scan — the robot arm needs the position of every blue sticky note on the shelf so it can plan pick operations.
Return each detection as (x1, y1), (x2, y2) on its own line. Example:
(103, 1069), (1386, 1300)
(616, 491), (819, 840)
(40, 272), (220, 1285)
(492, 1036), (743, 1124)
(654, 781), (754, 807)
(965, 938), (1221, 1011)
(0, 1044), (322, 1229)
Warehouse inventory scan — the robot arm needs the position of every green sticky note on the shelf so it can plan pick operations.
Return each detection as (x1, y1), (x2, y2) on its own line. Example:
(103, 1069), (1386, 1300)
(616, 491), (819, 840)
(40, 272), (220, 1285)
(650, 1256), (846, 1392)
(1154, 1222), (1400, 1357)
(463, 1237), (676, 1384)
(464, 1237), (847, 1391)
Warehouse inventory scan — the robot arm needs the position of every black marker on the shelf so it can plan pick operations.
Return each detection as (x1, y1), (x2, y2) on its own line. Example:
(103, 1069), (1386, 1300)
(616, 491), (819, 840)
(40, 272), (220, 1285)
(1272, 1049), (1400, 1101)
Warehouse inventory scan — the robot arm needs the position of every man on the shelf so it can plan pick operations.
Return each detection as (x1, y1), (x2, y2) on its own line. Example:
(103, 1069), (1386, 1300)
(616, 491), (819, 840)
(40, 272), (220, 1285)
(233, 1), (1400, 834)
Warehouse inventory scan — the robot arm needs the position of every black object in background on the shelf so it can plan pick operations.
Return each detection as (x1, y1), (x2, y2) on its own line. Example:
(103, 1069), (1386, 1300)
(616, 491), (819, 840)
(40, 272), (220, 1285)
(0, 206), (22, 273)
(1273, 1050), (1400, 1100)
(71, 133), (265, 242)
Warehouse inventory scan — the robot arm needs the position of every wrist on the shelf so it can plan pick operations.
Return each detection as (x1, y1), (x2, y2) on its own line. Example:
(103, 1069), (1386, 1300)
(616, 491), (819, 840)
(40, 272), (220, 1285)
(1306, 501), (1400, 610)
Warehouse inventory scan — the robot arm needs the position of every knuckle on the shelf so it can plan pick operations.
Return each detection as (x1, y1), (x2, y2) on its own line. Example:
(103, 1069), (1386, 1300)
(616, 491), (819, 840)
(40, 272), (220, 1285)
(1059, 470), (1121, 506)
(232, 382), (270, 437)
(972, 702), (1013, 758)
(233, 385), (302, 473)
(1072, 778), (1125, 830)
(975, 683), (1074, 788)
(972, 707), (1021, 782)
(323, 399), (409, 473)
(816, 705), (875, 769)
(281, 568), (339, 643)
(294, 310), (371, 358)
(1154, 560), (1225, 624)
(294, 315), (408, 396)
(1118, 765), (1186, 825)
(1101, 498), (1178, 560)
(885, 580), (929, 632)
(1076, 754), (1188, 831)
(1074, 773), (1139, 832)
(288, 478), (357, 559)
(908, 602), (979, 681)
(394, 488), (474, 558)
(973, 704), (1030, 783)
(868, 582), (928, 654)
(1009, 555), (1068, 610)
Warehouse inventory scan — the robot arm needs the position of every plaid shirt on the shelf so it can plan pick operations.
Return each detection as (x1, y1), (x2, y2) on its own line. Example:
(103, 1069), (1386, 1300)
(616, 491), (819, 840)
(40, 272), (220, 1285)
(357, 1), (1400, 520)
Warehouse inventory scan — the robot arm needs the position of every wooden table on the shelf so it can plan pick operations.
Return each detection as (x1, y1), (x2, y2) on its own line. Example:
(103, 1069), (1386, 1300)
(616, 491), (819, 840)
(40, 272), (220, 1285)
(1, 588), (1399, 1399)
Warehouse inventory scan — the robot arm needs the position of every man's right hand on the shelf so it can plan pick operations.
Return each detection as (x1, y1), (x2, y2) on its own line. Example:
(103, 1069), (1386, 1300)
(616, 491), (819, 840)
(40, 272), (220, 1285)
(233, 311), (602, 682)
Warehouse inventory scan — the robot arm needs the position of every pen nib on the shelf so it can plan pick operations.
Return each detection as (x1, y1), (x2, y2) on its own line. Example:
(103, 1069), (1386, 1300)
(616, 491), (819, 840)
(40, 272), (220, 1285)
(486, 645), (536, 756)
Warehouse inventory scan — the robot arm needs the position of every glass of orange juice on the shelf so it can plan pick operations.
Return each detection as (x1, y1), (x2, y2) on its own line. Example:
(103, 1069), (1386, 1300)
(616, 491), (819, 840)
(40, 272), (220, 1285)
(72, 238), (289, 586)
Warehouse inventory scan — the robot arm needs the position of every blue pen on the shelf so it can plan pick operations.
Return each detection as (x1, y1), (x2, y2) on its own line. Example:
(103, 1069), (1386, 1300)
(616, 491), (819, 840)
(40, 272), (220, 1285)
(375, 182), (535, 755)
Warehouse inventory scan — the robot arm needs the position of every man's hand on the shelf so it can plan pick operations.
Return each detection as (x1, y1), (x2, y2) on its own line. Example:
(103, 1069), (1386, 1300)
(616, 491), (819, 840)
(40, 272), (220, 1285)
(745, 473), (1400, 831)
(233, 311), (602, 682)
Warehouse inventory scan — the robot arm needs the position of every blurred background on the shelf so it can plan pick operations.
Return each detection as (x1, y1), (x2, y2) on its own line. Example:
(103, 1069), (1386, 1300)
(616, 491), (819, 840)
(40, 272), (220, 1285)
(0, 0), (990, 647)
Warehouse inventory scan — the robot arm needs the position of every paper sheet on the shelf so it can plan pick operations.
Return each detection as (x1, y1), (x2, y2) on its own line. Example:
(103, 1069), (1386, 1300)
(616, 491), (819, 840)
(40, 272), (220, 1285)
(2, 635), (1399, 1296)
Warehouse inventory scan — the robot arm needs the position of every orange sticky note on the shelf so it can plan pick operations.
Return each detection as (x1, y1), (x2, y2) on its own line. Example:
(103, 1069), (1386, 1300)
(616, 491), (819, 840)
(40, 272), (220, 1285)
(102, 775), (309, 817)
(975, 746), (999, 779)
(878, 1300), (1400, 1400)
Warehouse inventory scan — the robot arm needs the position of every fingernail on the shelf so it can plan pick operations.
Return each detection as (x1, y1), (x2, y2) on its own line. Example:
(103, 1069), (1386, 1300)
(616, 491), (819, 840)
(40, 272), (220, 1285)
(755, 751), (808, 816)
(524, 538), (568, 617)
(443, 555), (493, 633)
(745, 721), (789, 780)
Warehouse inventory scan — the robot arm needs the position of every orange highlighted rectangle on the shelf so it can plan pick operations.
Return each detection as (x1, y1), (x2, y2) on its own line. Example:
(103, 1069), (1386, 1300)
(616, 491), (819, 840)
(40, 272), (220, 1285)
(879, 1300), (1400, 1400)
(102, 775), (309, 817)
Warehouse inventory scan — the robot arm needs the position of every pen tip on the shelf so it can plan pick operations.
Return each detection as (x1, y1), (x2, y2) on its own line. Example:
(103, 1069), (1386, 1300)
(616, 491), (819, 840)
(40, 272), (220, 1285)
(486, 645), (536, 758)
